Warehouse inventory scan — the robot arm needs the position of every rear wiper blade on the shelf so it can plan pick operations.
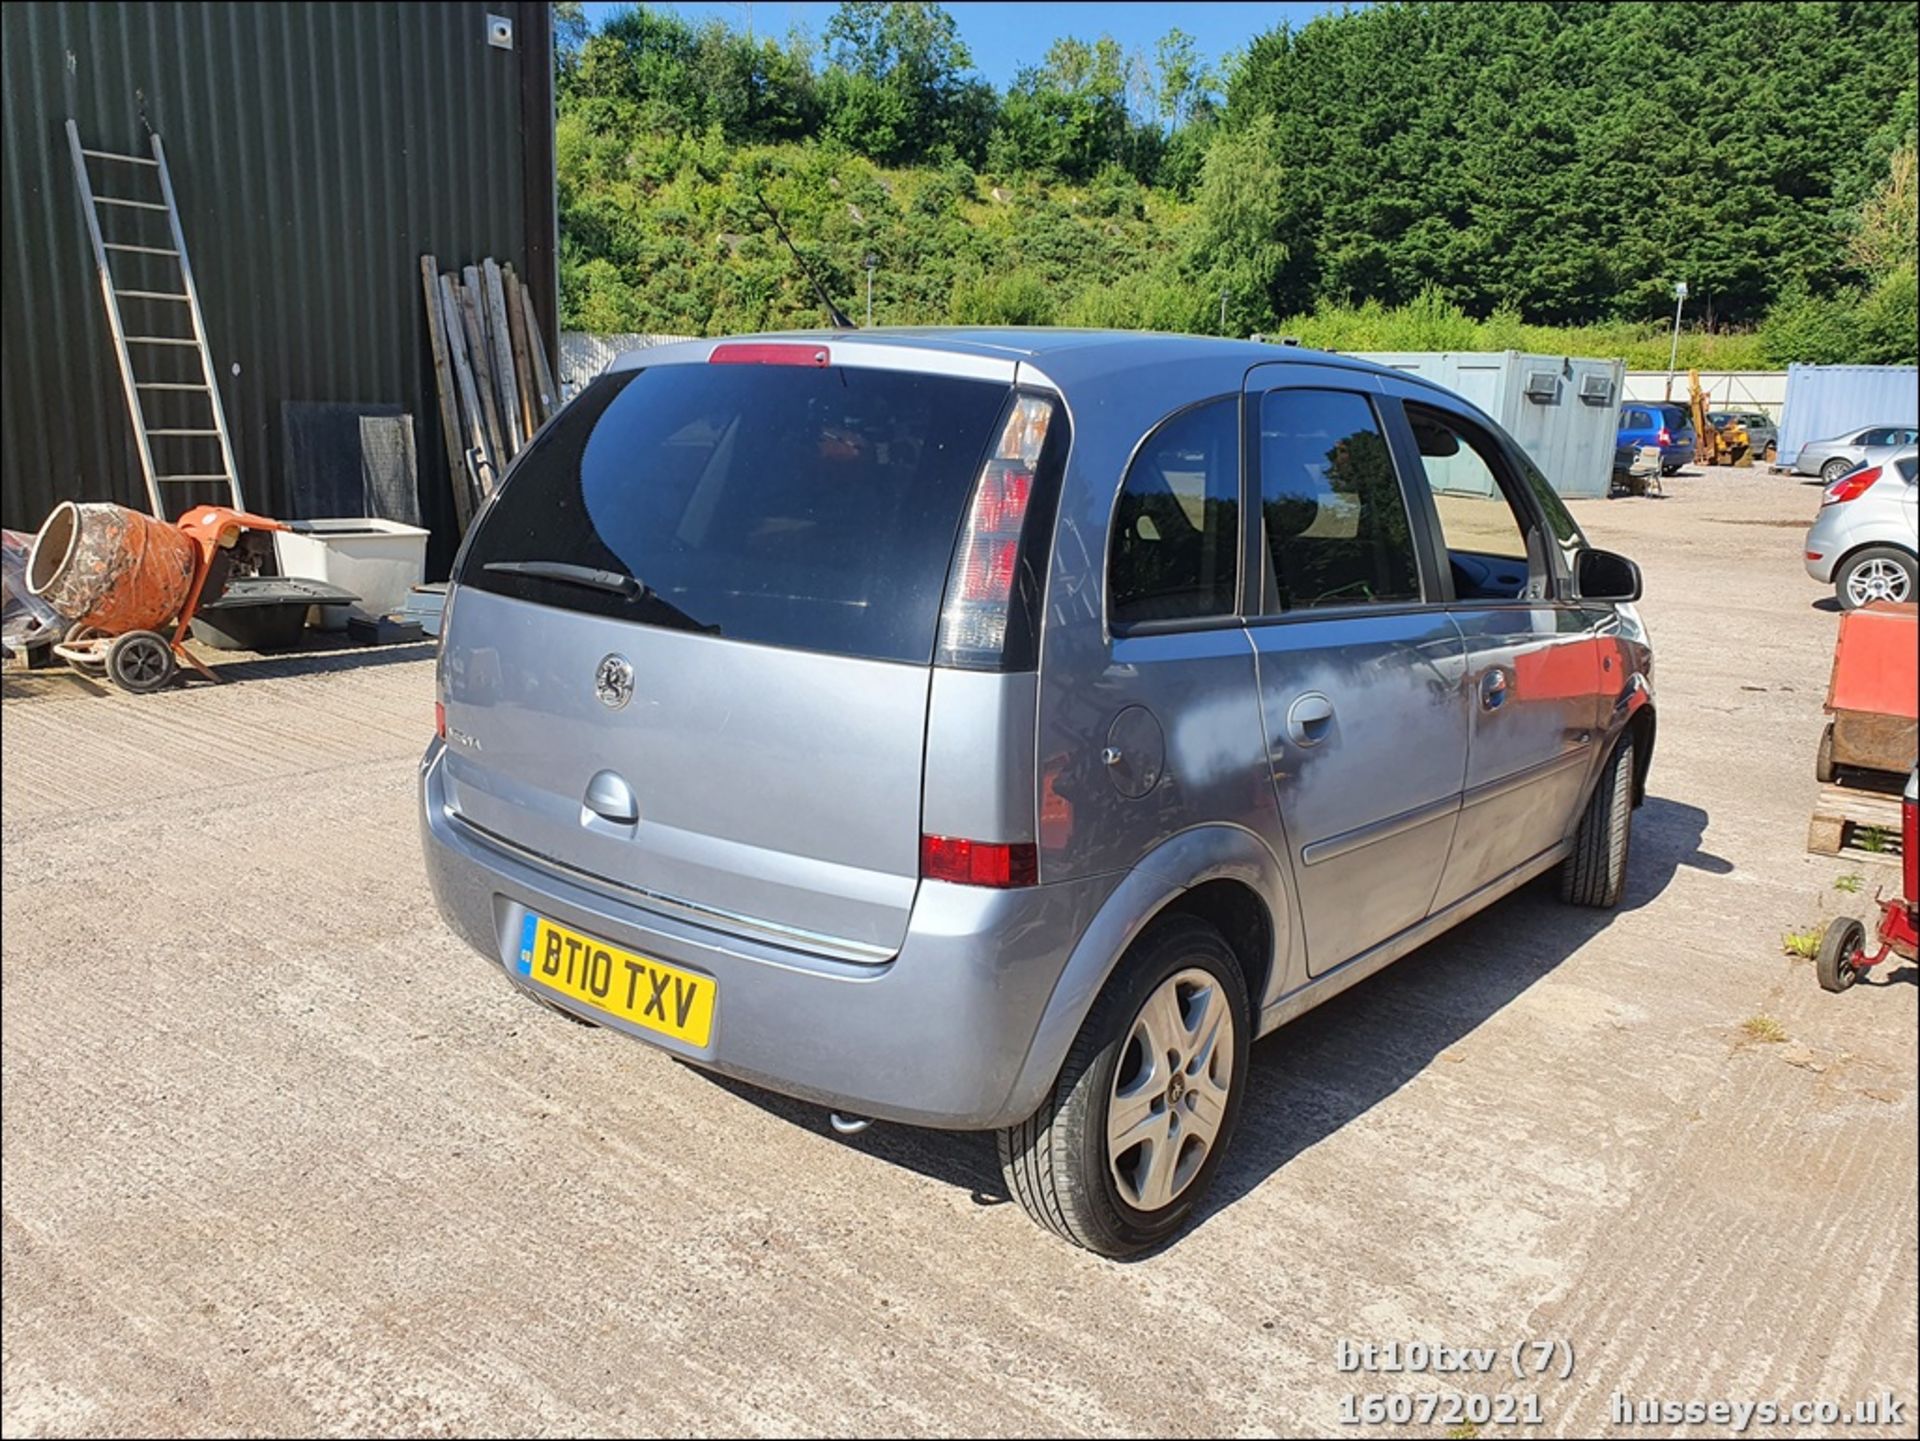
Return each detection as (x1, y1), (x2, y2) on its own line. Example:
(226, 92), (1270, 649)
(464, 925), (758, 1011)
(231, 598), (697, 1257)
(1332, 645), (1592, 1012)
(483, 558), (721, 635)
(482, 560), (642, 598)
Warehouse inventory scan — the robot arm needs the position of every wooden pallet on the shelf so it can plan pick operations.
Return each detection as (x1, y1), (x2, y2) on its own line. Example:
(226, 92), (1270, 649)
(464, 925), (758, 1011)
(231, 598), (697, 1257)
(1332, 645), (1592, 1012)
(1807, 781), (1907, 862)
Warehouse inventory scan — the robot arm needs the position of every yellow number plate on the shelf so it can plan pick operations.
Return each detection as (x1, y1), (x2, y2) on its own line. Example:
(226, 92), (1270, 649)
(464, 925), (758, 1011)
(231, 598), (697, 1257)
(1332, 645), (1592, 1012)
(515, 914), (715, 1047)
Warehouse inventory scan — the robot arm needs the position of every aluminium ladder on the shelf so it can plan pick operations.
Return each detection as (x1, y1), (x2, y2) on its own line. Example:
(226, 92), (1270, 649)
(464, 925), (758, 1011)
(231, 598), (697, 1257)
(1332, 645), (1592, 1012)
(65, 119), (243, 520)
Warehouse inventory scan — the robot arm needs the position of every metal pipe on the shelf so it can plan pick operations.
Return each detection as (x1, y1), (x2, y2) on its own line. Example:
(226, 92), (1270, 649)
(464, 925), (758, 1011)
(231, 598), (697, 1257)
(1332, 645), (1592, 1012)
(828, 1112), (872, 1135)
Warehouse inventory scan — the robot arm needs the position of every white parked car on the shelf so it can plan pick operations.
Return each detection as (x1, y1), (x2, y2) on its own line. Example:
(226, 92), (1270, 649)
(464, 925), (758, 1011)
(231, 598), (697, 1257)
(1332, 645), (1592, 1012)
(1804, 446), (1919, 608)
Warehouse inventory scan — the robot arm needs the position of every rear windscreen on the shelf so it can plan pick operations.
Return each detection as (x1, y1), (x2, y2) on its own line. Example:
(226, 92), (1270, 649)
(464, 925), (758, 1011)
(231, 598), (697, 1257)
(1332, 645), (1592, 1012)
(460, 364), (1010, 662)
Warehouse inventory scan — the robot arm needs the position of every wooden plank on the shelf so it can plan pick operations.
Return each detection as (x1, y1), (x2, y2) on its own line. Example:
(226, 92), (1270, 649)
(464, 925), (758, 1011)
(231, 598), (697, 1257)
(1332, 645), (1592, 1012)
(502, 264), (537, 441)
(420, 256), (472, 534)
(481, 259), (523, 456)
(1808, 780), (1905, 861)
(438, 274), (495, 501)
(1815, 782), (1903, 826)
(517, 280), (558, 421)
(458, 267), (508, 473)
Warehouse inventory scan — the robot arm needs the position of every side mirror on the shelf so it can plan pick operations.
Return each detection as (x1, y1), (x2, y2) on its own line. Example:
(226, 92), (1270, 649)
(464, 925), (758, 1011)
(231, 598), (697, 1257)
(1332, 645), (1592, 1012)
(1575, 547), (1641, 603)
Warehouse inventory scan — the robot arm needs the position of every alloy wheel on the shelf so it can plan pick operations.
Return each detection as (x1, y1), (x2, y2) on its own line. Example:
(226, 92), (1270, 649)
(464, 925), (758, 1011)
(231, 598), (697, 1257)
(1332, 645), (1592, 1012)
(1107, 967), (1235, 1212)
(1846, 558), (1911, 606)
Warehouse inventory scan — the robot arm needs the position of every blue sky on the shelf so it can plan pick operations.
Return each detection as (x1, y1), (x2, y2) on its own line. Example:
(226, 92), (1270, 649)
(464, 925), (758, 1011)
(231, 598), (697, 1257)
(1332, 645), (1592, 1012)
(576, 3), (1351, 89)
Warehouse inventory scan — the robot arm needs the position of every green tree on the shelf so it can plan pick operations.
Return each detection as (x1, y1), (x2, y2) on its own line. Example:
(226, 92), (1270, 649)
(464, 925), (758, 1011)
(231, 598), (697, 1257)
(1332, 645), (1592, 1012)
(1186, 113), (1305, 332)
(820, 2), (991, 163)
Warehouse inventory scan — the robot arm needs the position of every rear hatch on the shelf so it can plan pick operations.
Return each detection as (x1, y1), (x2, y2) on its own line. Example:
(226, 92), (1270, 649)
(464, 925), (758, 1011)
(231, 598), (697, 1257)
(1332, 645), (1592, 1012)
(439, 353), (1016, 959)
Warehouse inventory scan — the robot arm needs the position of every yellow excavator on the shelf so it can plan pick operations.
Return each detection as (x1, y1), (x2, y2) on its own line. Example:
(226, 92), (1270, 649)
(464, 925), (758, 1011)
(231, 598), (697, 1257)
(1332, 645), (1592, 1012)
(1690, 369), (1753, 467)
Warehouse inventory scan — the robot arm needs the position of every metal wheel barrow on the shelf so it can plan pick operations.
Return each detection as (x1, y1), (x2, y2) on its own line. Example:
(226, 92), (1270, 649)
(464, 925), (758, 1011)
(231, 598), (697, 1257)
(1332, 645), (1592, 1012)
(26, 501), (300, 693)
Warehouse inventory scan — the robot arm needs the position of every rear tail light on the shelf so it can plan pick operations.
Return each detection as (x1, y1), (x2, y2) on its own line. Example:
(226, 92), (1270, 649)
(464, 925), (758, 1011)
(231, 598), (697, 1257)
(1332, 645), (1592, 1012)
(1657, 427), (1671, 446)
(920, 834), (1038, 888)
(1822, 466), (1881, 505)
(937, 394), (1061, 669)
(434, 700), (446, 739)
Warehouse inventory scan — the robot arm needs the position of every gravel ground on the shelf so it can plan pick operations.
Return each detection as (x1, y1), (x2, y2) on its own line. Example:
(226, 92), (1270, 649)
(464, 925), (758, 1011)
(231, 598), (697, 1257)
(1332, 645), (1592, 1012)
(2, 465), (1914, 1437)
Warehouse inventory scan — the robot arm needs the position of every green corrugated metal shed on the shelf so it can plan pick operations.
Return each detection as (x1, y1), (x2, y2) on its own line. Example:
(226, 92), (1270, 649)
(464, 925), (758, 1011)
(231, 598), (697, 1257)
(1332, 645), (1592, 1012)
(0, 0), (555, 572)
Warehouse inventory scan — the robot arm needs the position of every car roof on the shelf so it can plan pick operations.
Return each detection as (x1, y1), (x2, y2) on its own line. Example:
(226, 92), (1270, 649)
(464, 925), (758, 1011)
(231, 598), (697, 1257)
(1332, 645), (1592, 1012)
(610, 326), (1475, 403)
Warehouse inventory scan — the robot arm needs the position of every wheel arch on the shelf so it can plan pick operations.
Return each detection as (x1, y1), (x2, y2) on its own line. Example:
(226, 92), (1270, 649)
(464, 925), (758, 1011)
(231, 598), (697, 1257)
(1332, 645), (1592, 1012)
(998, 824), (1292, 1126)
(1625, 702), (1656, 806)
(1830, 538), (1918, 591)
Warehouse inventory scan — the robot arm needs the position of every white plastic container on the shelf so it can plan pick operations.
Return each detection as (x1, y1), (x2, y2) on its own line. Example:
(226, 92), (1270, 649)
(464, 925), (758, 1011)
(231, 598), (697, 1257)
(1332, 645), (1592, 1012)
(272, 518), (429, 631)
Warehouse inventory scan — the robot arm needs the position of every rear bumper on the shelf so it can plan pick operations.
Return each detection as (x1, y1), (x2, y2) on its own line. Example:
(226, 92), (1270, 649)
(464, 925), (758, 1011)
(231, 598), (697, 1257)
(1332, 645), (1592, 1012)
(1803, 510), (1854, 582)
(419, 741), (1119, 1129)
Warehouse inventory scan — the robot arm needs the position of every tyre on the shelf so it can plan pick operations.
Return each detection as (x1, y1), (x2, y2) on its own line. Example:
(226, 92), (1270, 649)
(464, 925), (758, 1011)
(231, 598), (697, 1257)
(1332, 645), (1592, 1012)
(105, 629), (176, 693)
(1819, 457), (1855, 484)
(998, 915), (1250, 1257)
(1815, 722), (1836, 785)
(1816, 917), (1865, 993)
(1835, 546), (1916, 610)
(1560, 737), (1635, 908)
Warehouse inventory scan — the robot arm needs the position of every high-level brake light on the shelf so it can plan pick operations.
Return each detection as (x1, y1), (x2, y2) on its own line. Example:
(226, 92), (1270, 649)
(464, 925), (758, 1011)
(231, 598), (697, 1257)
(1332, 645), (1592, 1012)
(708, 342), (831, 366)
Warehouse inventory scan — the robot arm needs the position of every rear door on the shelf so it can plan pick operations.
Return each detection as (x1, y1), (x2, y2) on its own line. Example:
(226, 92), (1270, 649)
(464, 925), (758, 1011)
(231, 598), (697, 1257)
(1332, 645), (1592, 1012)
(1242, 368), (1470, 974)
(1394, 397), (1605, 908)
(439, 357), (1014, 959)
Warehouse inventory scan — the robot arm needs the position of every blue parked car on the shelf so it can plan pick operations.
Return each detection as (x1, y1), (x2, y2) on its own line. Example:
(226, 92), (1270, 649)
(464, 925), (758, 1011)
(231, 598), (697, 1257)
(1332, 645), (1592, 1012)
(1617, 403), (1696, 476)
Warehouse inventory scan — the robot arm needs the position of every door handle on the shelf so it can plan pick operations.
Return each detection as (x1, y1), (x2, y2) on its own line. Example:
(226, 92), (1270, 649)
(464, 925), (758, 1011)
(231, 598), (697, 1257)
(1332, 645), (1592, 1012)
(1479, 667), (1510, 711)
(1285, 692), (1335, 747)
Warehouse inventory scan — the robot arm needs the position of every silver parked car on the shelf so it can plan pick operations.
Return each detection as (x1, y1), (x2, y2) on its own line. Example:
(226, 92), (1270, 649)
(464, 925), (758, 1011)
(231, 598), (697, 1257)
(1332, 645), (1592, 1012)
(1790, 424), (1919, 483)
(421, 330), (1656, 1255)
(1804, 445), (1919, 608)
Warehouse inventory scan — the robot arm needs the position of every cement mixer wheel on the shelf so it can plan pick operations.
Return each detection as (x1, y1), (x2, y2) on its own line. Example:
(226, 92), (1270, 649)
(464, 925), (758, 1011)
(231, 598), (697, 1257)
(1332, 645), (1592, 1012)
(105, 630), (177, 694)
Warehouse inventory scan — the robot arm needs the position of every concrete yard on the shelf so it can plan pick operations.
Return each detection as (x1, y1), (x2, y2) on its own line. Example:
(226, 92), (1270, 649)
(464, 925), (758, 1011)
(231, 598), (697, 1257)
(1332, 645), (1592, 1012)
(3, 468), (1915, 1437)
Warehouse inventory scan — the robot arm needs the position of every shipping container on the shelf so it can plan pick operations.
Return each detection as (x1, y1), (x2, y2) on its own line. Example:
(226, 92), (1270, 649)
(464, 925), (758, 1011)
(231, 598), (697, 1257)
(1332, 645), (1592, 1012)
(0, 1), (556, 575)
(1776, 364), (1920, 465)
(1351, 351), (1625, 499)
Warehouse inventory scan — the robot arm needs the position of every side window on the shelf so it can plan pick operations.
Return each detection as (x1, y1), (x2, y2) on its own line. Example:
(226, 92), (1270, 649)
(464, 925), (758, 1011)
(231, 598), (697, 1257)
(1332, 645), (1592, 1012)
(1109, 397), (1239, 625)
(1406, 405), (1546, 602)
(1259, 389), (1420, 610)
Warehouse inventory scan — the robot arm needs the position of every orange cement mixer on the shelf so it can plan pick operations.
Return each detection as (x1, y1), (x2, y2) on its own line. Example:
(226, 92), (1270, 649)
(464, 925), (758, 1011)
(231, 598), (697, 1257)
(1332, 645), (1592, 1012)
(28, 501), (288, 692)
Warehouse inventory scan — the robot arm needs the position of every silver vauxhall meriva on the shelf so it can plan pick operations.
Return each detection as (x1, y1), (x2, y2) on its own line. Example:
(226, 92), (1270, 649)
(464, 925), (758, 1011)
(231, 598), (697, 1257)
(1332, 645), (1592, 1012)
(421, 330), (1655, 1255)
